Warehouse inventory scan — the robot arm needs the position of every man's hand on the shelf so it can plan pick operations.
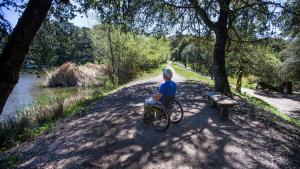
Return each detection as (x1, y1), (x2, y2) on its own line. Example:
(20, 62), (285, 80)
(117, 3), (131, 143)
(152, 93), (162, 101)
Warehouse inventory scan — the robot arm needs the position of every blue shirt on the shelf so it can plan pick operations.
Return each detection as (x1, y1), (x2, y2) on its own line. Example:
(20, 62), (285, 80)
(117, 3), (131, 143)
(159, 80), (177, 101)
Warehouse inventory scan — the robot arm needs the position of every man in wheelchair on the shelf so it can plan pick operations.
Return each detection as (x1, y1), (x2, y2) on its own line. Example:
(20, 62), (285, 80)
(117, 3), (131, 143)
(144, 68), (177, 122)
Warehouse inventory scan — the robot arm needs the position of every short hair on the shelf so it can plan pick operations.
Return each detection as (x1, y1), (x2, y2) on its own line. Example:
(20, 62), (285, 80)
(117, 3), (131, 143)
(163, 68), (173, 78)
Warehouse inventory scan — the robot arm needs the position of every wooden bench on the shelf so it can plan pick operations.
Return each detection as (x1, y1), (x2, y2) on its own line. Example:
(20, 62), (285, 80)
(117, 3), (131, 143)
(206, 91), (238, 117)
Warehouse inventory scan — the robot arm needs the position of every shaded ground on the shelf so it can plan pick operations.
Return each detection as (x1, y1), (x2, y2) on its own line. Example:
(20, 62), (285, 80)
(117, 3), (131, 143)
(0, 66), (299, 169)
(242, 88), (300, 121)
(0, 81), (299, 169)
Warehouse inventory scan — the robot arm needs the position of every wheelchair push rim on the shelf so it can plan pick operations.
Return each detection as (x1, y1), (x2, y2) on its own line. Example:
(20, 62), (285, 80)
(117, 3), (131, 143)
(169, 100), (184, 123)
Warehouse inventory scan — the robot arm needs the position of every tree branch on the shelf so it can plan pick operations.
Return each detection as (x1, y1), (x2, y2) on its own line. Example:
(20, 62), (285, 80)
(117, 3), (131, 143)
(188, 0), (216, 30)
(161, 0), (194, 9)
(217, 0), (231, 26)
(233, 0), (293, 15)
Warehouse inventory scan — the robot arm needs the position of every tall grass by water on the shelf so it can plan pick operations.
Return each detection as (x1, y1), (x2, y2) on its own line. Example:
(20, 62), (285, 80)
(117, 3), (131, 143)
(0, 83), (114, 151)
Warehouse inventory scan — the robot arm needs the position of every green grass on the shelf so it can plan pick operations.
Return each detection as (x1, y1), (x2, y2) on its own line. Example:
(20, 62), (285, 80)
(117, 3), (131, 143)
(173, 62), (300, 128)
(139, 63), (167, 80)
(172, 63), (214, 86)
(228, 76), (257, 89)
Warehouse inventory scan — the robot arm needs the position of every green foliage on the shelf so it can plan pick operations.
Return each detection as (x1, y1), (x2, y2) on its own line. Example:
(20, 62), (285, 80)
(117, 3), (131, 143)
(170, 37), (190, 62)
(251, 46), (280, 85)
(226, 42), (282, 89)
(228, 75), (257, 89)
(278, 35), (300, 82)
(28, 20), (93, 68)
(280, 0), (300, 37)
(182, 43), (213, 76)
(226, 43), (255, 77)
(170, 36), (214, 77)
(90, 25), (170, 84)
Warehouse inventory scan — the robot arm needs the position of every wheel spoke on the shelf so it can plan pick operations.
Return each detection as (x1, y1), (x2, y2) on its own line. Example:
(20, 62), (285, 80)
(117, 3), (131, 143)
(151, 106), (169, 131)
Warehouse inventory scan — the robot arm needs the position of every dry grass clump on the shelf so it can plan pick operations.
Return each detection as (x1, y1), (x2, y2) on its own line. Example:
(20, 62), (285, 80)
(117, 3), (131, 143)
(47, 62), (108, 87)
(47, 62), (83, 87)
(78, 63), (108, 86)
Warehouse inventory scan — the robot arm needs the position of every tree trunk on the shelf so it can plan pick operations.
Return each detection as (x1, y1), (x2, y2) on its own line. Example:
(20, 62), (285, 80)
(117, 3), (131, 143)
(236, 65), (244, 93)
(184, 55), (187, 68)
(107, 25), (115, 85)
(0, 0), (53, 114)
(212, 29), (231, 96)
(189, 0), (231, 96)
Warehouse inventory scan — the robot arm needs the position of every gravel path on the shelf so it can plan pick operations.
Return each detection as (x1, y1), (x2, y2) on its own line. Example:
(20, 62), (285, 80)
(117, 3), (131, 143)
(0, 65), (299, 169)
(242, 88), (300, 121)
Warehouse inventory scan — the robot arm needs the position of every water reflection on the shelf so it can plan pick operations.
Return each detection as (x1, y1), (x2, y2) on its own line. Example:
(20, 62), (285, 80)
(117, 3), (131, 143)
(1, 72), (46, 119)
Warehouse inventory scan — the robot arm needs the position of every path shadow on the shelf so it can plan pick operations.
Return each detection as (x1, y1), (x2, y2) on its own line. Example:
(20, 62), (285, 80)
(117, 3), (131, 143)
(3, 82), (300, 169)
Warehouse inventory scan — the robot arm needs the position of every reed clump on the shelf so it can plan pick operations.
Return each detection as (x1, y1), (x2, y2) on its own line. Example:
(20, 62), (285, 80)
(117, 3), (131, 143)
(47, 62), (108, 87)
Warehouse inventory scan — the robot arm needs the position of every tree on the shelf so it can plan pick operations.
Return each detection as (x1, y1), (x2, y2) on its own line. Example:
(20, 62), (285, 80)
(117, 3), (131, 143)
(0, 0), (71, 114)
(252, 46), (280, 88)
(181, 43), (213, 77)
(0, 0), (54, 114)
(29, 20), (93, 68)
(280, 0), (300, 37)
(81, 0), (291, 96)
(278, 35), (300, 82)
(90, 24), (169, 84)
(171, 37), (190, 67)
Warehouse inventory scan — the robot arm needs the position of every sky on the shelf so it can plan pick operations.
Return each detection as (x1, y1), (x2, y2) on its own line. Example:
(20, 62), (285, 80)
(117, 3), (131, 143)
(2, 1), (99, 29)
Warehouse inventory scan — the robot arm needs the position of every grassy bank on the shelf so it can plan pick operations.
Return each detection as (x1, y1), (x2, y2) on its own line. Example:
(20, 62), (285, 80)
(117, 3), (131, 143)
(0, 84), (115, 151)
(172, 62), (300, 128)
(172, 63), (214, 86)
(228, 76), (257, 89)
(0, 63), (166, 152)
(139, 63), (167, 80)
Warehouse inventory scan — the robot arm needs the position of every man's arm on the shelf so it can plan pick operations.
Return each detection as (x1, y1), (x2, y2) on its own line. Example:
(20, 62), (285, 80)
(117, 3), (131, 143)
(152, 83), (165, 101)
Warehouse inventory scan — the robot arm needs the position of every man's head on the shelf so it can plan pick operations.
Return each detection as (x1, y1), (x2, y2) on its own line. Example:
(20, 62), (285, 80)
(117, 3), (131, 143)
(163, 68), (173, 80)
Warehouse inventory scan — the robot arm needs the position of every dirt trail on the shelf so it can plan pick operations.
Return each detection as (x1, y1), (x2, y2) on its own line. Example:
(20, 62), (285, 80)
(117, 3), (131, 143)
(0, 65), (299, 169)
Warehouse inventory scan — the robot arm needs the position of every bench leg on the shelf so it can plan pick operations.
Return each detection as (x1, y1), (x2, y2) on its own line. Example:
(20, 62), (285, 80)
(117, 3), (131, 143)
(221, 107), (229, 117)
(208, 98), (214, 106)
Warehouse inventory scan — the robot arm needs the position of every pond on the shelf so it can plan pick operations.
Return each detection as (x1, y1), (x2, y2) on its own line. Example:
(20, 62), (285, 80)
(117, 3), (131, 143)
(1, 72), (48, 120)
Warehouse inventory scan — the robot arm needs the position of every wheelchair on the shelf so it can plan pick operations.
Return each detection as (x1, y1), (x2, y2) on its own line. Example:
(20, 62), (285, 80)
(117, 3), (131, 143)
(144, 96), (183, 131)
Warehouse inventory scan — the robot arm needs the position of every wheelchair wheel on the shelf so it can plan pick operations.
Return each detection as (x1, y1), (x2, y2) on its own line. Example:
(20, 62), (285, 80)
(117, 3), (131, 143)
(169, 100), (183, 123)
(151, 104), (170, 131)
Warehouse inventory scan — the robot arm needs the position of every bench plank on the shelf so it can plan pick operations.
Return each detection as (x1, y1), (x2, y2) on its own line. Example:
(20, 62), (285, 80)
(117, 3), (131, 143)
(207, 91), (238, 106)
